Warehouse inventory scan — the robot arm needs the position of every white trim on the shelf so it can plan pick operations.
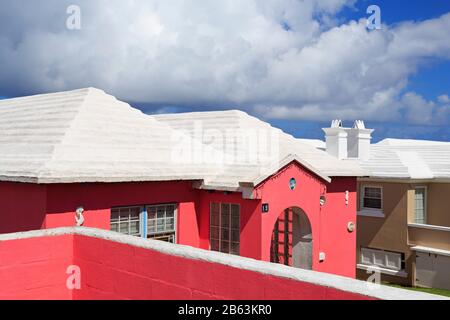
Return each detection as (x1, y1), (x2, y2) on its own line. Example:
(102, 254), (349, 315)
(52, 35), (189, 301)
(252, 154), (332, 185)
(146, 203), (178, 244)
(0, 227), (446, 300)
(360, 184), (383, 211)
(357, 264), (408, 278)
(408, 223), (450, 233)
(360, 247), (403, 272)
(411, 246), (450, 257)
(358, 209), (385, 218)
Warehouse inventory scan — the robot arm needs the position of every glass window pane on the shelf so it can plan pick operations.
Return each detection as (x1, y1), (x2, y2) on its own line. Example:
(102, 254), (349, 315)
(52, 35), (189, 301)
(157, 207), (165, 219)
(221, 228), (230, 241)
(220, 241), (230, 253)
(211, 240), (220, 252)
(111, 210), (120, 222)
(129, 221), (140, 234)
(210, 202), (240, 256)
(210, 226), (219, 240)
(231, 229), (240, 242)
(156, 219), (165, 232)
(211, 206), (220, 226)
(231, 206), (240, 229)
(230, 242), (240, 255)
(365, 187), (381, 199)
(221, 204), (230, 228)
(166, 205), (175, 217)
(148, 207), (156, 220)
(415, 188), (426, 224)
(166, 218), (175, 231)
(119, 222), (129, 233)
(111, 223), (119, 232)
(364, 198), (381, 209)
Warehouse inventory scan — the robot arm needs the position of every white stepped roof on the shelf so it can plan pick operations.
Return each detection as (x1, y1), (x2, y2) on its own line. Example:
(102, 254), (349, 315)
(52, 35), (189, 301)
(0, 88), (213, 183)
(301, 137), (450, 180)
(153, 110), (366, 179)
(376, 138), (449, 146)
(0, 88), (365, 187)
(360, 140), (450, 180)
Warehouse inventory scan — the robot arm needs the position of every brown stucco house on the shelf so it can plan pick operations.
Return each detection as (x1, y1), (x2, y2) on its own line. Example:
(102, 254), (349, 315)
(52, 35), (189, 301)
(319, 121), (450, 290)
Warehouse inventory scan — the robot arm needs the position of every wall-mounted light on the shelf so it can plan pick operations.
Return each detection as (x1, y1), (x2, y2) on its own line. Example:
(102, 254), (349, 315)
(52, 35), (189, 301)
(319, 252), (326, 262)
(75, 206), (85, 226)
(320, 195), (326, 206)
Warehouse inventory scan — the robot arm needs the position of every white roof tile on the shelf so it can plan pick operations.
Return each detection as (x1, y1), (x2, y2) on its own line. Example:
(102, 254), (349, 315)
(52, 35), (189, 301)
(301, 137), (450, 180)
(360, 142), (450, 180)
(0, 88), (366, 187)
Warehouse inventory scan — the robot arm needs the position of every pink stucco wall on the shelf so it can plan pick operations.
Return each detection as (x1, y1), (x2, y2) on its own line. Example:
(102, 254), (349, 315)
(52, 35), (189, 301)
(256, 163), (357, 277)
(0, 234), (73, 300)
(0, 161), (358, 278)
(73, 235), (370, 300)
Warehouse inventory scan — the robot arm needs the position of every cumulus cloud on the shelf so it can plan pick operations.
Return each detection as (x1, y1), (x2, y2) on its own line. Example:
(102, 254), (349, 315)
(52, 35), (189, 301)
(0, 0), (449, 127)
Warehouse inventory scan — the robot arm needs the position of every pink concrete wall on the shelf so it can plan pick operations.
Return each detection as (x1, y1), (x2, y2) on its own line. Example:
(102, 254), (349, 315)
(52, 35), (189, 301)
(0, 235), (73, 300)
(0, 232), (373, 300)
(72, 235), (371, 300)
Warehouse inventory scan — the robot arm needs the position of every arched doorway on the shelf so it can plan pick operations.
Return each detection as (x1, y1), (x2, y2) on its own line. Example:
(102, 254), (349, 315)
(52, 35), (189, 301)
(270, 207), (313, 270)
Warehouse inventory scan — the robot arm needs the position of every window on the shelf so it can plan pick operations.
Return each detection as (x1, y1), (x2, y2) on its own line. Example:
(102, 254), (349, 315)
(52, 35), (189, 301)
(360, 247), (404, 271)
(110, 206), (141, 236)
(414, 187), (427, 224)
(110, 204), (177, 243)
(147, 204), (176, 243)
(362, 186), (382, 210)
(210, 202), (240, 255)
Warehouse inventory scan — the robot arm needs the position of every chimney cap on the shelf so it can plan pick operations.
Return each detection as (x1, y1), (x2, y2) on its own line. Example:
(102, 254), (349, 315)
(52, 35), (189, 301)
(353, 120), (366, 129)
(331, 119), (343, 128)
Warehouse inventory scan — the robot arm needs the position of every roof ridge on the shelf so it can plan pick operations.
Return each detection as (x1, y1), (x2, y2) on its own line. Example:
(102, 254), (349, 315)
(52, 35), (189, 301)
(36, 89), (94, 180)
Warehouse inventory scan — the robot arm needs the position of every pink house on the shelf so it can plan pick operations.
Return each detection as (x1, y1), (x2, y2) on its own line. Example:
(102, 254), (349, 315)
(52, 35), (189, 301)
(0, 88), (367, 278)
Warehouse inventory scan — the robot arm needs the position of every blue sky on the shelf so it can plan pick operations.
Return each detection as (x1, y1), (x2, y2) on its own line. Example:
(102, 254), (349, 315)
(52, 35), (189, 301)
(0, 0), (449, 142)
(265, 0), (450, 142)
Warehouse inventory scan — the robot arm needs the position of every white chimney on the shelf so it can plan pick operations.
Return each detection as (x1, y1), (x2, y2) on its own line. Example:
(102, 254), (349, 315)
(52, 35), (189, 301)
(322, 120), (348, 159)
(346, 120), (374, 160)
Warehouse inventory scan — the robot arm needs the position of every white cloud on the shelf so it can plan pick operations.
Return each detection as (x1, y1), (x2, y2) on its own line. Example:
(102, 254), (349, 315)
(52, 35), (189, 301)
(438, 94), (450, 104)
(0, 0), (449, 127)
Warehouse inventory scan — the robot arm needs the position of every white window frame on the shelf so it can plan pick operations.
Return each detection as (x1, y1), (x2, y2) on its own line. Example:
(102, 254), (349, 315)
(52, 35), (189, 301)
(110, 203), (177, 244)
(358, 185), (384, 218)
(414, 186), (427, 225)
(110, 206), (143, 237)
(146, 203), (178, 243)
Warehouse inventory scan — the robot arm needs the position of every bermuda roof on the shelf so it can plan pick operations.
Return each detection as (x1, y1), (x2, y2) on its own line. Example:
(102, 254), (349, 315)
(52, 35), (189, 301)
(0, 88), (366, 188)
(360, 139), (450, 180)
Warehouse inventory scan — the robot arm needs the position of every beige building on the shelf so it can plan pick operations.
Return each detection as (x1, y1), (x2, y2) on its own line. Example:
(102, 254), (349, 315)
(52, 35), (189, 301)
(321, 122), (450, 290)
